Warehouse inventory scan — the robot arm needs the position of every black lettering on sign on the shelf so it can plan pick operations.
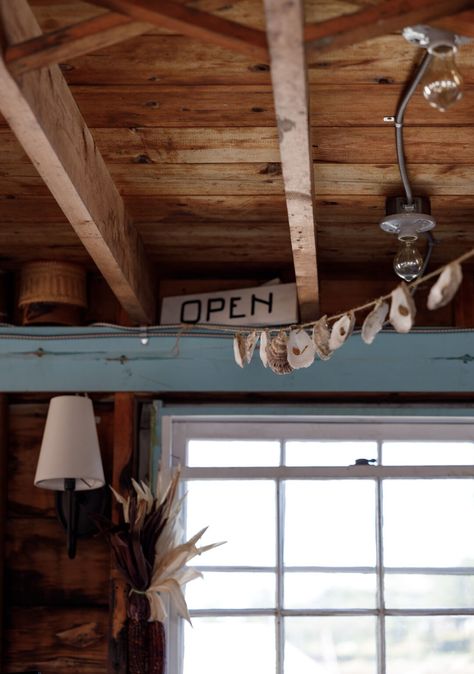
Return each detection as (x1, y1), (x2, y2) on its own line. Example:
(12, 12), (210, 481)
(230, 296), (246, 319)
(180, 299), (201, 323)
(206, 297), (226, 322)
(251, 292), (273, 316)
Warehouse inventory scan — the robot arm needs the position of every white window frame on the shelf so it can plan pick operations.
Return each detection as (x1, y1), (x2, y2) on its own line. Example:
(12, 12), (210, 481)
(160, 415), (474, 674)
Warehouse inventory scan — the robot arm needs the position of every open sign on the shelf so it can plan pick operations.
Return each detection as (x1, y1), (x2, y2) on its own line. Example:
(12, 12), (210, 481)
(160, 283), (298, 326)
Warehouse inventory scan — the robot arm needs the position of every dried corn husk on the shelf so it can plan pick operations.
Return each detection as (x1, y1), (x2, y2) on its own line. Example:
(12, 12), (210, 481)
(233, 333), (247, 368)
(287, 329), (315, 369)
(312, 316), (333, 360)
(361, 300), (389, 345)
(260, 330), (269, 368)
(329, 312), (355, 351)
(389, 283), (416, 333)
(427, 262), (463, 310)
(97, 472), (223, 628)
(266, 330), (293, 375)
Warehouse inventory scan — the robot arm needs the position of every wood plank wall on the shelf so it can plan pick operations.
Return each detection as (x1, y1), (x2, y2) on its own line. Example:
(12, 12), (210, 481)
(2, 397), (115, 674)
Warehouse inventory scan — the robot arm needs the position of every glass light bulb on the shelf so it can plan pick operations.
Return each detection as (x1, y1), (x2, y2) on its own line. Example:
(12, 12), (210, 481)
(393, 236), (424, 282)
(421, 45), (463, 112)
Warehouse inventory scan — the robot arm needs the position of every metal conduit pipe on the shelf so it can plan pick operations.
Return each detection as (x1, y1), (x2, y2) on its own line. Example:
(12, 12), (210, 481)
(395, 52), (434, 206)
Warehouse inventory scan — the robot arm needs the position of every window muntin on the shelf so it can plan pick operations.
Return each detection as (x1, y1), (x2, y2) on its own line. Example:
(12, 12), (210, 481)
(166, 418), (474, 674)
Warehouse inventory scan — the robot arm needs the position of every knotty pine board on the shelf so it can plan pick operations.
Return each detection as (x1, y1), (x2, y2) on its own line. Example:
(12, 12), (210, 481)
(49, 33), (474, 87)
(0, 84), (469, 128)
(1, 126), (474, 165)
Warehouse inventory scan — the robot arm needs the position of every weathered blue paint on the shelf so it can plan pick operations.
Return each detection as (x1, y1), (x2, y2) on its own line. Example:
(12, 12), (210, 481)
(0, 327), (472, 392)
(150, 400), (163, 491)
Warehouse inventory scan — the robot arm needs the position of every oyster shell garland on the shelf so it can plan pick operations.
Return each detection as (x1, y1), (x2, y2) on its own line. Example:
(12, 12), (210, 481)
(329, 312), (355, 351)
(287, 329), (315, 369)
(361, 300), (389, 345)
(427, 262), (463, 310)
(389, 283), (416, 333)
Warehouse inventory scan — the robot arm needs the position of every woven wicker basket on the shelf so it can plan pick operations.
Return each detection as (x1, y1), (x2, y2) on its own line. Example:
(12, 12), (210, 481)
(19, 261), (87, 308)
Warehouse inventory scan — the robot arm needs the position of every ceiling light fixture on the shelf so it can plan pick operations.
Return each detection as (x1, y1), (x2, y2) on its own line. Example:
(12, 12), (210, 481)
(379, 25), (470, 282)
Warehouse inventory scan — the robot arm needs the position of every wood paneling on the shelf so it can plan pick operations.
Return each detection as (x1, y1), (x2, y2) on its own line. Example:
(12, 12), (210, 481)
(2, 126), (474, 165)
(11, 33), (471, 87)
(4, 606), (108, 674)
(4, 399), (115, 674)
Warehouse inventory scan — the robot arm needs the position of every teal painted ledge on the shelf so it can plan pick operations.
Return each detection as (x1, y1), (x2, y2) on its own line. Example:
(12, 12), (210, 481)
(0, 326), (472, 392)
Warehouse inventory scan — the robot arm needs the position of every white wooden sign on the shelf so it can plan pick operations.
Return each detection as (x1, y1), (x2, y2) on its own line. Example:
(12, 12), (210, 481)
(160, 283), (298, 326)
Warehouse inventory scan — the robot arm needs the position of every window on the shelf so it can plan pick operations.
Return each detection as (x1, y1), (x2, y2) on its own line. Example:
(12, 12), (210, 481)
(162, 417), (474, 674)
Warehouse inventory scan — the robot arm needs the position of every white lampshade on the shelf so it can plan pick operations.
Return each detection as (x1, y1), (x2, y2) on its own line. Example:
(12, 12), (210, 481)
(34, 396), (105, 491)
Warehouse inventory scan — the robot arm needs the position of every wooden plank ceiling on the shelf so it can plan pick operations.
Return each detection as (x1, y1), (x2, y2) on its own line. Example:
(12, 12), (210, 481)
(0, 0), (473, 322)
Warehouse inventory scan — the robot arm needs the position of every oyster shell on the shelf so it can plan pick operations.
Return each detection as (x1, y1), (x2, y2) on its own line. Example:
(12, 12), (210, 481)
(260, 330), (269, 368)
(266, 330), (293, 375)
(389, 283), (416, 333)
(233, 333), (247, 368)
(329, 312), (355, 351)
(427, 262), (463, 310)
(312, 316), (333, 360)
(361, 300), (389, 345)
(234, 332), (247, 367)
(245, 331), (258, 364)
(287, 329), (315, 369)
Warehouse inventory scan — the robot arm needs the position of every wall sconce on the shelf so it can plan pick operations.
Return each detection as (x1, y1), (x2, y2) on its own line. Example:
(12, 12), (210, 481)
(34, 396), (105, 559)
(380, 25), (471, 281)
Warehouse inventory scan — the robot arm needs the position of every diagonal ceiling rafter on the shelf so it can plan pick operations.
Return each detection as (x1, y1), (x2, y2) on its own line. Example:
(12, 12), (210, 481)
(0, 0), (156, 324)
(87, 0), (269, 60)
(5, 11), (150, 78)
(304, 0), (474, 60)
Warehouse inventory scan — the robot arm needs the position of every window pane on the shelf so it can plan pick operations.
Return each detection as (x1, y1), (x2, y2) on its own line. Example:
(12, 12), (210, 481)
(285, 480), (376, 566)
(385, 573), (474, 609)
(184, 617), (275, 674)
(383, 479), (474, 566)
(383, 441), (474, 465)
(185, 571), (275, 609)
(285, 572), (376, 609)
(386, 616), (474, 674)
(285, 617), (377, 674)
(187, 439), (280, 467)
(185, 480), (276, 566)
(286, 441), (377, 466)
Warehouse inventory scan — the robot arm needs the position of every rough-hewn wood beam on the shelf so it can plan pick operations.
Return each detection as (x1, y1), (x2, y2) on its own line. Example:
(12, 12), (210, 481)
(5, 12), (151, 77)
(263, 0), (319, 322)
(89, 0), (269, 60)
(305, 0), (473, 60)
(0, 0), (156, 324)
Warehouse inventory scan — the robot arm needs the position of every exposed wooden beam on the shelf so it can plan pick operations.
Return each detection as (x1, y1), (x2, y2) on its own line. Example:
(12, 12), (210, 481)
(0, 0), (156, 324)
(5, 12), (151, 77)
(88, 0), (269, 61)
(305, 0), (473, 60)
(263, 0), (319, 322)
